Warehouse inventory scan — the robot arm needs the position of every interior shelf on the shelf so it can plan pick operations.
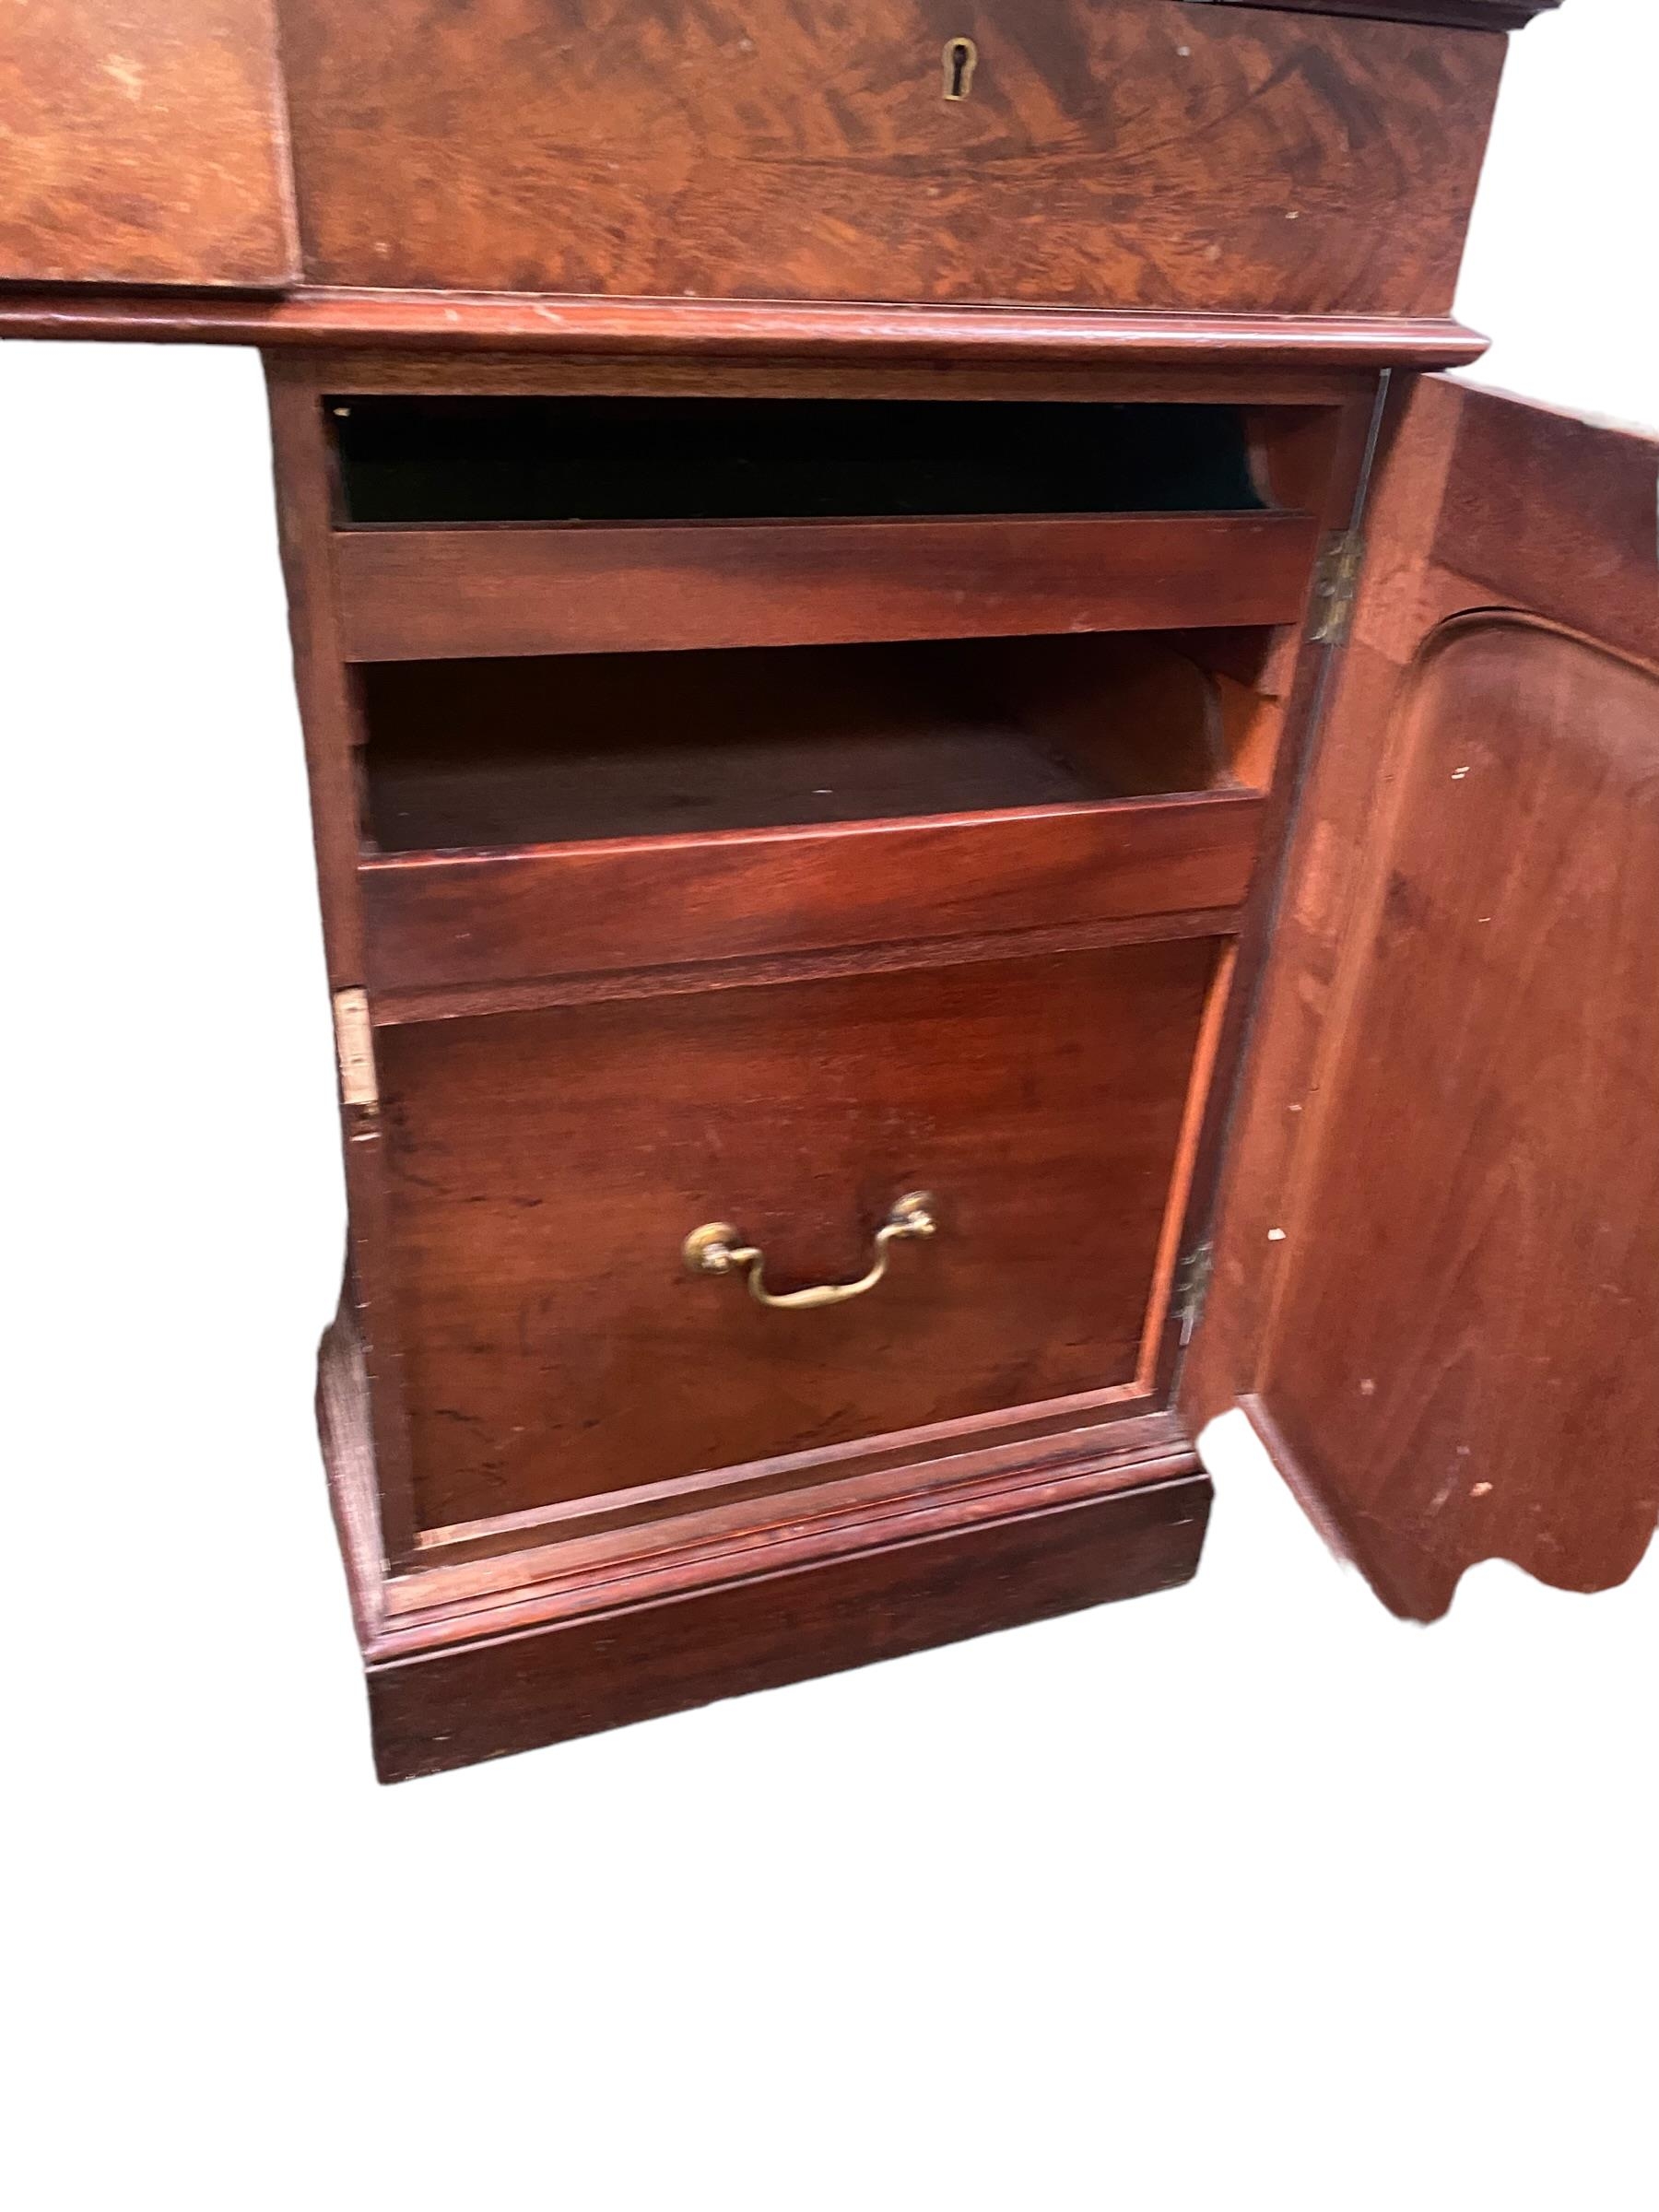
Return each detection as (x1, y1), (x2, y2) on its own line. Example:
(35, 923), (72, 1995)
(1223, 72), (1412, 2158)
(359, 635), (1249, 855)
(332, 509), (1317, 664)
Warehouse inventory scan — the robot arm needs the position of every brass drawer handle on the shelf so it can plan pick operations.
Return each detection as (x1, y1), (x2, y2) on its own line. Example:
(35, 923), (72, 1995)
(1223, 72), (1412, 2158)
(682, 1192), (937, 1312)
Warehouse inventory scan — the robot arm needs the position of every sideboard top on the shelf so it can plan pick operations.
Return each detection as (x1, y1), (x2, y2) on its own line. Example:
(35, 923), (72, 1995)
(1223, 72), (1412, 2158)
(0, 0), (1561, 361)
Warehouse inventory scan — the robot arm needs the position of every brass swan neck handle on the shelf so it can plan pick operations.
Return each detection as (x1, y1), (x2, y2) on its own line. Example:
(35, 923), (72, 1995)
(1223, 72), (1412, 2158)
(681, 1192), (937, 1312)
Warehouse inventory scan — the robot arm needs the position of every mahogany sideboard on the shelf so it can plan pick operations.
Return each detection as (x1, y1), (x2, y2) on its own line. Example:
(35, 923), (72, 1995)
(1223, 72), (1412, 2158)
(4, 0), (1653, 1781)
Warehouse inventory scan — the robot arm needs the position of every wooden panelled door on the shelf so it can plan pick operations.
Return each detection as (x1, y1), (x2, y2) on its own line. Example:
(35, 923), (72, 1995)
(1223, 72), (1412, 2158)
(1189, 376), (1659, 1620)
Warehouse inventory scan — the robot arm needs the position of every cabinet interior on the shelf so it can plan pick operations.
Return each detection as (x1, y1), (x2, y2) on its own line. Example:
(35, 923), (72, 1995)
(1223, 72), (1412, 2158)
(329, 395), (1271, 527)
(358, 631), (1284, 854)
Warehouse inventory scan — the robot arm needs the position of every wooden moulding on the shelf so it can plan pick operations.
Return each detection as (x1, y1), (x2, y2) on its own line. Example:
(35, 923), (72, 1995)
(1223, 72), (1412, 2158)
(367, 1469), (1211, 1781)
(316, 353), (1373, 407)
(362, 911), (1244, 1030)
(0, 290), (1489, 371)
(359, 794), (1265, 998)
(320, 1306), (1209, 1780)
(332, 512), (1320, 664)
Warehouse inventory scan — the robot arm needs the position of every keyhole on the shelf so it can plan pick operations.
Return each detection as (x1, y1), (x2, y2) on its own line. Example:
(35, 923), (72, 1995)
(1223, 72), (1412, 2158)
(943, 36), (978, 101)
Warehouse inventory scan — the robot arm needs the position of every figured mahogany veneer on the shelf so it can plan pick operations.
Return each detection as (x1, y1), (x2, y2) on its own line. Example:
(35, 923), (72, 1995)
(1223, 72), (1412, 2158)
(0, 0), (1532, 349)
(276, 0), (1503, 317)
(0, 0), (298, 288)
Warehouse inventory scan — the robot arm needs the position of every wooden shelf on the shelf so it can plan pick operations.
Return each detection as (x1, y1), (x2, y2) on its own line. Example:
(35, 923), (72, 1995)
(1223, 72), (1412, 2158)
(334, 511), (1320, 663)
(359, 637), (1241, 852)
(355, 633), (1269, 999)
(359, 792), (1260, 1000)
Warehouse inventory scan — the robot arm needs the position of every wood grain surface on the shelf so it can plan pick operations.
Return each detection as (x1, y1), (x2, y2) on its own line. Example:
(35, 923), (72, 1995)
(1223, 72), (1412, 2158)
(0, 0), (298, 287)
(1190, 379), (1659, 1619)
(333, 512), (1316, 663)
(0, 292), (1492, 368)
(357, 635), (1247, 850)
(367, 1466), (1212, 1779)
(359, 793), (1262, 994)
(375, 941), (1221, 1529)
(1259, 616), (1659, 1618)
(276, 0), (1503, 314)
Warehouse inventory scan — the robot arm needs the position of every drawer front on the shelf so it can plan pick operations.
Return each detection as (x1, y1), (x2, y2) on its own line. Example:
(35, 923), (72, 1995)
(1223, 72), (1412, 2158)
(376, 940), (1218, 1534)
(277, 0), (1501, 315)
(332, 514), (1319, 665)
(360, 794), (1261, 999)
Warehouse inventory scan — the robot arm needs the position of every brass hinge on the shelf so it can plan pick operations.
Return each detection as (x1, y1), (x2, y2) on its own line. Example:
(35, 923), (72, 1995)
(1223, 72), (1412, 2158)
(333, 987), (379, 1112)
(1308, 529), (1366, 647)
(1176, 1238), (1215, 1347)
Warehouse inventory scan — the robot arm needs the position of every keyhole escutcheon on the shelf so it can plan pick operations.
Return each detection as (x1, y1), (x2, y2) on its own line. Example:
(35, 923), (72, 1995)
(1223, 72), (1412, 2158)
(944, 36), (978, 101)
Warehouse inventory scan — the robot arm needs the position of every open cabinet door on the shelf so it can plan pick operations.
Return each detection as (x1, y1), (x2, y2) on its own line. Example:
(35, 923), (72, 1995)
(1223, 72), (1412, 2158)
(0, 0), (298, 288)
(1186, 376), (1659, 1619)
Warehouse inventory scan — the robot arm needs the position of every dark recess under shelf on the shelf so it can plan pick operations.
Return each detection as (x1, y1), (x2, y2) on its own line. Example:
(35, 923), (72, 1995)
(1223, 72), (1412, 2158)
(359, 635), (1241, 853)
(330, 395), (1268, 527)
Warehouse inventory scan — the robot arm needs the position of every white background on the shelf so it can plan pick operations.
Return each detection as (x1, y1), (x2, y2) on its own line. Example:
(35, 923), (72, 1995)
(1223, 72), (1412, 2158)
(6, 6), (1654, 2205)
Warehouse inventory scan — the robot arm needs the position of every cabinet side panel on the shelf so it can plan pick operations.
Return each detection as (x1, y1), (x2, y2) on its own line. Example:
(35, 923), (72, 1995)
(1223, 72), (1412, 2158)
(0, 0), (299, 288)
(266, 360), (421, 1564)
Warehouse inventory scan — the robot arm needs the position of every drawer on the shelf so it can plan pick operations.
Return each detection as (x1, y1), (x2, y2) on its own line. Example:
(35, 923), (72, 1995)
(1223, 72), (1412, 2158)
(277, 0), (1502, 317)
(375, 939), (1220, 1535)
(333, 512), (1315, 665)
(327, 394), (1318, 664)
(361, 795), (1258, 997)
(356, 634), (1273, 997)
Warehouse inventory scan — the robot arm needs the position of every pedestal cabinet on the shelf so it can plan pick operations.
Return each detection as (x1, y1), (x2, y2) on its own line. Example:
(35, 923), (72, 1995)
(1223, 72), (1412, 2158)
(5, 0), (1654, 1779)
